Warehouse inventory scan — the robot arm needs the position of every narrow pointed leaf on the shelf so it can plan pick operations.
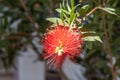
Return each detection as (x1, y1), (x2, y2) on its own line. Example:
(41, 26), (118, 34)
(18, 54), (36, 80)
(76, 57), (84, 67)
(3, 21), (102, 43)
(60, 3), (62, 9)
(46, 18), (63, 24)
(60, 11), (64, 22)
(93, 0), (99, 5)
(56, 8), (70, 15)
(83, 36), (102, 43)
(69, 14), (76, 25)
(66, 0), (71, 12)
(62, 0), (66, 9)
(79, 5), (89, 16)
(71, 0), (74, 8)
(98, 7), (119, 17)
(71, 4), (81, 15)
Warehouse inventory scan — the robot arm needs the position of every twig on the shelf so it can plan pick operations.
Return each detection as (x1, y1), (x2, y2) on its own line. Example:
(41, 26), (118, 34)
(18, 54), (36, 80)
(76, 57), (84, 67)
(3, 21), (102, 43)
(86, 6), (98, 17)
(0, 0), (3, 2)
(106, 0), (110, 3)
(79, 0), (83, 2)
(102, 11), (116, 80)
(85, 1), (117, 79)
(76, 6), (98, 24)
(20, 0), (41, 39)
(20, 0), (36, 28)
(101, 1), (117, 80)
(49, 0), (54, 16)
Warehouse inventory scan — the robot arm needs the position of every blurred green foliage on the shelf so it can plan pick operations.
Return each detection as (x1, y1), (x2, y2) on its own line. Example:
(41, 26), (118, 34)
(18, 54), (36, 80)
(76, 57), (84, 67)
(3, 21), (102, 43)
(0, 0), (120, 80)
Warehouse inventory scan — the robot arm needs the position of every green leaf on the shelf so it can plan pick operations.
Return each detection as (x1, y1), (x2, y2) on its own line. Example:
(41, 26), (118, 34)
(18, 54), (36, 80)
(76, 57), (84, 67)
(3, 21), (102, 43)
(86, 42), (93, 49)
(60, 11), (64, 23)
(80, 27), (96, 34)
(46, 17), (63, 24)
(60, 3), (62, 9)
(66, 0), (71, 12)
(71, 0), (74, 8)
(115, 57), (120, 68)
(56, 8), (70, 15)
(81, 31), (96, 34)
(83, 36), (102, 43)
(98, 7), (119, 17)
(3, 16), (8, 29)
(69, 14), (76, 26)
(0, 17), (9, 34)
(79, 5), (89, 16)
(0, 18), (2, 33)
(62, 0), (66, 9)
(69, 4), (80, 25)
(71, 4), (81, 15)
(95, 60), (110, 73)
(112, 0), (119, 7)
(93, 0), (99, 5)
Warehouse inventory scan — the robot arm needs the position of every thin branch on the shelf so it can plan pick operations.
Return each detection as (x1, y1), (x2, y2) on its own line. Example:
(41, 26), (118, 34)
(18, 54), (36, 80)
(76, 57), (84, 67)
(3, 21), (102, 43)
(49, 0), (54, 16)
(0, 0), (3, 2)
(102, 11), (116, 80)
(86, 6), (98, 17)
(101, 1), (117, 80)
(106, 0), (110, 3)
(20, 0), (41, 39)
(79, 0), (83, 2)
(20, 0), (36, 28)
(76, 6), (98, 24)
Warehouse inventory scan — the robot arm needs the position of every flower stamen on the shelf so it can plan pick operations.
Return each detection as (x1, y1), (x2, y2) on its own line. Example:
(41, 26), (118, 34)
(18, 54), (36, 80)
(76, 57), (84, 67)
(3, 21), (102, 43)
(55, 41), (64, 56)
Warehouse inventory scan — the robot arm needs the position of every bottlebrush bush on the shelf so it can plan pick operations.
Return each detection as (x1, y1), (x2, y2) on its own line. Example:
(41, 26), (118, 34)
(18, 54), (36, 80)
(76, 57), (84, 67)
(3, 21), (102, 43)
(42, 0), (102, 68)
(0, 0), (120, 80)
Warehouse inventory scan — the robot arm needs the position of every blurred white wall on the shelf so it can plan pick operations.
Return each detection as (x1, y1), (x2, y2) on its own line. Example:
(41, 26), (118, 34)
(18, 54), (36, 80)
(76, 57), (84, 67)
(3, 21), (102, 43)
(16, 47), (45, 80)
(62, 58), (86, 80)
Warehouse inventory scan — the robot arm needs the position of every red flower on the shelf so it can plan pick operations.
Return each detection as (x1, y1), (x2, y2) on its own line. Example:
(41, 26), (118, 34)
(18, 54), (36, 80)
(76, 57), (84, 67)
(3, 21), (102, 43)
(43, 25), (83, 68)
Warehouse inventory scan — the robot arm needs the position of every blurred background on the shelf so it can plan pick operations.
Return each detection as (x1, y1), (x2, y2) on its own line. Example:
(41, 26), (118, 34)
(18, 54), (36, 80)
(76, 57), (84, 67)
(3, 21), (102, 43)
(0, 0), (120, 80)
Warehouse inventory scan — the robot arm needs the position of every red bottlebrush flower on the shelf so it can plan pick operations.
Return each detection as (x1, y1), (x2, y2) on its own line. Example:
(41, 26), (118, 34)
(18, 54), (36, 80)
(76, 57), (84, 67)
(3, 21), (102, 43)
(43, 25), (83, 68)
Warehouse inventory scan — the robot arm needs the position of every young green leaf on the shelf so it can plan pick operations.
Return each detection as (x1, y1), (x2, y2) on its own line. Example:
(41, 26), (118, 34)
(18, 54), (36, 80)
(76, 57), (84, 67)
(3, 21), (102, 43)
(71, 4), (81, 15)
(66, 0), (71, 12)
(62, 0), (66, 9)
(69, 14), (76, 26)
(71, 0), (74, 8)
(56, 8), (70, 15)
(79, 5), (89, 16)
(98, 7), (119, 17)
(83, 36), (102, 43)
(46, 17), (63, 24)
(86, 42), (93, 50)
(60, 3), (62, 9)
(60, 11), (64, 23)
(93, 0), (99, 5)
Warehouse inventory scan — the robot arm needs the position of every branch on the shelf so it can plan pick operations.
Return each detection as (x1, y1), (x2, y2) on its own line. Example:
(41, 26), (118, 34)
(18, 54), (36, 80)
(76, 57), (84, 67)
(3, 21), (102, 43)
(86, 6), (98, 17)
(79, 0), (83, 2)
(49, 0), (54, 16)
(20, 0), (42, 39)
(20, 0), (36, 27)
(0, 0), (3, 2)
(102, 11), (116, 80)
(76, 6), (98, 24)
(101, 1), (117, 80)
